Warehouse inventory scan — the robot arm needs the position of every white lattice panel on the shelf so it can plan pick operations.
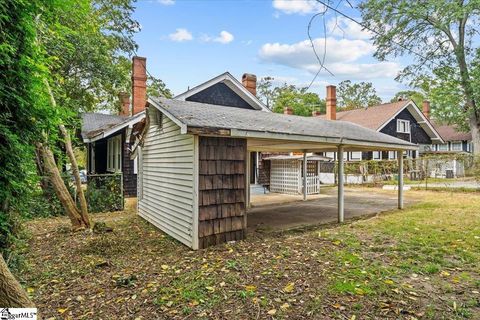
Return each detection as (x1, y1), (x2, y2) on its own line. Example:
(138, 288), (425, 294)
(270, 159), (300, 195)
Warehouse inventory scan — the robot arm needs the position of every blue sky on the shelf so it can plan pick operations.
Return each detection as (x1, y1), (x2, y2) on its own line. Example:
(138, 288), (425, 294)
(133, 0), (410, 101)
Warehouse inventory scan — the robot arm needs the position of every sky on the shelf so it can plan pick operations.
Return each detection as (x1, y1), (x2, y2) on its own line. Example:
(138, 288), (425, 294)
(133, 0), (412, 101)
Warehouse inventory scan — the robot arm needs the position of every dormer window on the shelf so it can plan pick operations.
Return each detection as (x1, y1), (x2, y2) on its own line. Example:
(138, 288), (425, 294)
(396, 119), (410, 133)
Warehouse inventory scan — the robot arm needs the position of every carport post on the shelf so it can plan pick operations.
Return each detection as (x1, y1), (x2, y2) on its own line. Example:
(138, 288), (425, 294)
(337, 146), (344, 223)
(398, 151), (404, 209)
(303, 151), (307, 201)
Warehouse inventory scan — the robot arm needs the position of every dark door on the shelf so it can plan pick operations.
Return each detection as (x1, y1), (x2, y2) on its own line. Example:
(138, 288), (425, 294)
(250, 152), (257, 184)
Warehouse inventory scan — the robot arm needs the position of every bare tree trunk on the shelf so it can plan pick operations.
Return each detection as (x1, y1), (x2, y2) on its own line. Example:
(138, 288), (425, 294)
(59, 125), (90, 228)
(470, 114), (480, 155)
(0, 255), (34, 308)
(36, 142), (87, 230)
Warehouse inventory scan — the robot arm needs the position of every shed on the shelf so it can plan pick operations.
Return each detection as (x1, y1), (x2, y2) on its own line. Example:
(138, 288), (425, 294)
(263, 155), (333, 195)
(135, 97), (417, 249)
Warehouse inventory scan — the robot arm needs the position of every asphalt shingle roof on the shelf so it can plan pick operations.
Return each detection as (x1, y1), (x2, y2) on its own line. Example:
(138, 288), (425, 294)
(81, 113), (128, 139)
(150, 97), (416, 149)
(317, 100), (410, 130)
(432, 122), (472, 142)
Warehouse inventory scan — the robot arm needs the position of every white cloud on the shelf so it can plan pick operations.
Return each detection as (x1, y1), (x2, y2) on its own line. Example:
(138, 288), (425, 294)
(327, 17), (372, 40)
(259, 37), (401, 80)
(158, 0), (175, 5)
(215, 31), (234, 44)
(201, 30), (234, 44)
(168, 28), (193, 42)
(272, 0), (325, 15)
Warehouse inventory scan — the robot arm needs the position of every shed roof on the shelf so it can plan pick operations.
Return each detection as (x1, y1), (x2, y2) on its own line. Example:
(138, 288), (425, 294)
(149, 97), (417, 151)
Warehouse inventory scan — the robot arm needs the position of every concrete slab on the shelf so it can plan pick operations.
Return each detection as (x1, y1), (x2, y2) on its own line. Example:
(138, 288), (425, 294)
(247, 187), (416, 232)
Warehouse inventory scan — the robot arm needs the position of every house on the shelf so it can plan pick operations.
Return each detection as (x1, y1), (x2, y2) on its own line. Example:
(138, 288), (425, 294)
(134, 95), (416, 249)
(424, 121), (473, 178)
(80, 56), (148, 197)
(317, 90), (444, 161)
(429, 122), (473, 153)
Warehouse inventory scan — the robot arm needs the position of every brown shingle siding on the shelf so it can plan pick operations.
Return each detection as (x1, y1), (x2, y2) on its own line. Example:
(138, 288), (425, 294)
(198, 136), (247, 249)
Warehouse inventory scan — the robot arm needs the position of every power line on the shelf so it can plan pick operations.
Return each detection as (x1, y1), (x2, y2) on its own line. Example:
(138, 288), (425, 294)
(314, 0), (443, 69)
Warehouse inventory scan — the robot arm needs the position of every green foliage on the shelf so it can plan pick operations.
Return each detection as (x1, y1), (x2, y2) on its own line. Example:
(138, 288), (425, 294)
(390, 90), (426, 107)
(147, 75), (173, 99)
(0, 0), (58, 262)
(337, 80), (382, 109)
(359, 0), (480, 147)
(271, 84), (325, 116)
(40, 0), (140, 113)
(85, 174), (124, 213)
(257, 76), (276, 109)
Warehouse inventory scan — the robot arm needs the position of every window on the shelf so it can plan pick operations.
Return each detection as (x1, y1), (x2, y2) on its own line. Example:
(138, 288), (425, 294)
(90, 143), (95, 173)
(396, 119), (410, 133)
(437, 143), (448, 151)
(350, 152), (362, 161)
(388, 151), (396, 159)
(373, 151), (381, 160)
(451, 141), (462, 151)
(325, 152), (335, 160)
(107, 135), (122, 172)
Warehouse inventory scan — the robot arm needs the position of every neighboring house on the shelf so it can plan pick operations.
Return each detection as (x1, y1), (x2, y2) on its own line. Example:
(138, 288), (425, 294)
(134, 96), (415, 249)
(80, 56), (147, 197)
(429, 122), (473, 153)
(317, 90), (444, 161)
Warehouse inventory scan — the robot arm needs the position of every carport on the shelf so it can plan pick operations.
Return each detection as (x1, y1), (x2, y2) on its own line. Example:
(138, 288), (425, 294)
(140, 97), (417, 249)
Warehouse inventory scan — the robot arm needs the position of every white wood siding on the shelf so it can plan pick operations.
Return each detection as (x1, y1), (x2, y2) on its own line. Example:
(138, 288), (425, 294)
(138, 110), (196, 248)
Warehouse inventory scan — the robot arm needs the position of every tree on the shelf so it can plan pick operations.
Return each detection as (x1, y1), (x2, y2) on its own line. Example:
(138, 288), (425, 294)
(359, 0), (480, 153)
(257, 76), (276, 109)
(271, 84), (325, 116)
(147, 75), (173, 99)
(337, 80), (382, 109)
(1, 0), (56, 307)
(391, 90), (426, 107)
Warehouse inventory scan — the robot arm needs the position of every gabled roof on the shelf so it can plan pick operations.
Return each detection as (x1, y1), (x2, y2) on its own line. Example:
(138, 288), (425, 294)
(149, 97), (417, 151)
(174, 72), (270, 112)
(81, 111), (145, 142)
(318, 100), (444, 143)
(432, 122), (472, 142)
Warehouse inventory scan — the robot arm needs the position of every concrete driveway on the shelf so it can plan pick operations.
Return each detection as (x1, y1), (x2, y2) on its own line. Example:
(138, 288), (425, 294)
(247, 187), (417, 232)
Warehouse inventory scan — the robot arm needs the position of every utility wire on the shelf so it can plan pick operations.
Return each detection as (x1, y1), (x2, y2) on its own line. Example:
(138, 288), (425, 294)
(314, 0), (443, 69)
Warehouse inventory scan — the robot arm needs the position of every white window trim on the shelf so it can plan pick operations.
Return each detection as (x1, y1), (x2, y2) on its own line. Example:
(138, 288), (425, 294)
(350, 151), (362, 161)
(107, 135), (122, 172)
(133, 156), (138, 174)
(388, 151), (396, 160)
(437, 143), (448, 151)
(396, 119), (411, 133)
(373, 151), (381, 160)
(451, 141), (462, 151)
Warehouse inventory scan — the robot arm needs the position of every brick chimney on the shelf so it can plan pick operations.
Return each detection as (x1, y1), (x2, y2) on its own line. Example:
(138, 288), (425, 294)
(283, 106), (293, 115)
(119, 92), (130, 116)
(242, 73), (257, 96)
(132, 56), (147, 115)
(422, 100), (430, 119)
(312, 110), (322, 117)
(326, 85), (336, 120)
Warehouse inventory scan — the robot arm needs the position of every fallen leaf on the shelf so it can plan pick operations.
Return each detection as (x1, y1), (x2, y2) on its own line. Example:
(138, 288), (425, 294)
(267, 309), (277, 315)
(283, 282), (295, 293)
(57, 308), (67, 314)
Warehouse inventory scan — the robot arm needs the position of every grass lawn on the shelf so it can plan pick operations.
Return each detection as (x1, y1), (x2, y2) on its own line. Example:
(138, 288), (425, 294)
(19, 190), (480, 319)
